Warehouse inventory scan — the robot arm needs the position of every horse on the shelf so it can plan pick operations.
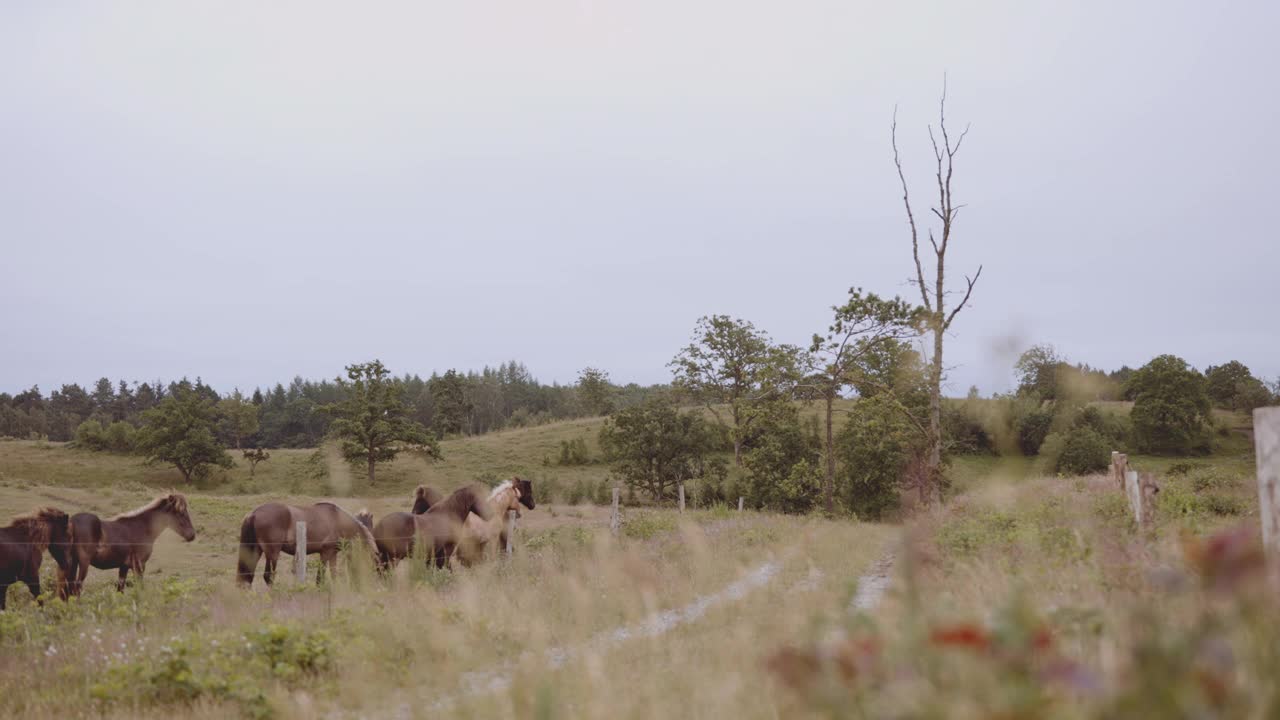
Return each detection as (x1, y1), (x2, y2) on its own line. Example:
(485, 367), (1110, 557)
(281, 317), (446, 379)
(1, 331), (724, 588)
(411, 485), (444, 515)
(237, 501), (379, 587)
(49, 512), (102, 599)
(0, 507), (69, 610)
(365, 485), (445, 572)
(370, 485), (493, 571)
(60, 493), (196, 593)
(456, 477), (535, 566)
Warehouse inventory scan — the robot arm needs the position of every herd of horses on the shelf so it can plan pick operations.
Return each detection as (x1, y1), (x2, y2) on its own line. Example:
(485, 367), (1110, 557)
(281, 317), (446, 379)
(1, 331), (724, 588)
(0, 477), (534, 609)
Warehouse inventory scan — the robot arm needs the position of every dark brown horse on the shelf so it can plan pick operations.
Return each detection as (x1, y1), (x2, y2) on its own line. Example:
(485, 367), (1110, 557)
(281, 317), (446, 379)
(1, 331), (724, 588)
(237, 501), (379, 586)
(1, 507), (68, 610)
(366, 485), (445, 572)
(59, 493), (196, 594)
(373, 484), (491, 568)
(411, 485), (444, 515)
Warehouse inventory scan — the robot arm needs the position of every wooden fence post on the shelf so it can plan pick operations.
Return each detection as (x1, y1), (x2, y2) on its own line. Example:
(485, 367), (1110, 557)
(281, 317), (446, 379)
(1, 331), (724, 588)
(738, 496), (744, 512)
(1255, 407), (1280, 559)
(678, 483), (685, 513)
(1125, 470), (1142, 525)
(294, 521), (307, 584)
(505, 510), (517, 557)
(610, 487), (621, 536)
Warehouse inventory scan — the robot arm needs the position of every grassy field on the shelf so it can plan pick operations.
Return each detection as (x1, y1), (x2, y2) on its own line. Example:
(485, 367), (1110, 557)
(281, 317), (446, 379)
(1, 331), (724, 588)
(0, 403), (1268, 718)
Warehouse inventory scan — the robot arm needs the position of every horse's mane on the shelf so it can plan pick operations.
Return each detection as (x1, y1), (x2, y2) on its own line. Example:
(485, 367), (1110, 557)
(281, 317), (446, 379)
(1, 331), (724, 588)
(111, 492), (188, 520)
(355, 508), (374, 530)
(5, 507), (68, 548)
(429, 485), (485, 519)
(487, 479), (515, 501)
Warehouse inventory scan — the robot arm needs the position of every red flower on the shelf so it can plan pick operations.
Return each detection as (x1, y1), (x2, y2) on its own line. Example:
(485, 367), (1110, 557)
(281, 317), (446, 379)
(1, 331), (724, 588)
(929, 624), (990, 652)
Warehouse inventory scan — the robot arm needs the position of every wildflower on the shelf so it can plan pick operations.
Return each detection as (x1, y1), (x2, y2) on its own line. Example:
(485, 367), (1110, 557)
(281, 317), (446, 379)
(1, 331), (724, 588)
(929, 623), (990, 652)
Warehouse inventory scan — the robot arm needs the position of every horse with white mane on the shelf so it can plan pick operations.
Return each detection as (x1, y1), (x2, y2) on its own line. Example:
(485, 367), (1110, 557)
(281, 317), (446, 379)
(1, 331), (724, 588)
(456, 477), (534, 565)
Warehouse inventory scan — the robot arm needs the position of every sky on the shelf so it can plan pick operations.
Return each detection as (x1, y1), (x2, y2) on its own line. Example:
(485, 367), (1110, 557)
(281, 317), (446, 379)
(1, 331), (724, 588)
(2, 1), (1277, 397)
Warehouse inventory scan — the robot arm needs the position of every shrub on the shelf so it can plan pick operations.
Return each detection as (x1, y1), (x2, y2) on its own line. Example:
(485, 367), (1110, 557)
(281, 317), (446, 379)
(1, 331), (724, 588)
(835, 395), (922, 520)
(742, 402), (823, 514)
(557, 437), (591, 466)
(1015, 408), (1054, 456)
(1047, 427), (1110, 476)
(104, 421), (137, 453)
(75, 419), (108, 451)
(1203, 493), (1244, 516)
(1128, 355), (1212, 455)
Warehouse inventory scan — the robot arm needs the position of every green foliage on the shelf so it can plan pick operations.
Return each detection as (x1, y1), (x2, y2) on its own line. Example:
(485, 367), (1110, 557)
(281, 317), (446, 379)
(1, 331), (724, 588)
(621, 510), (677, 540)
(218, 391), (259, 449)
(835, 394), (923, 520)
(135, 385), (233, 483)
(1128, 355), (1212, 455)
(325, 360), (439, 483)
(741, 402), (822, 514)
(75, 419), (107, 451)
(1015, 407), (1054, 456)
(1047, 426), (1110, 476)
(576, 367), (615, 416)
(599, 399), (723, 501)
(90, 622), (334, 718)
(1205, 360), (1254, 408)
(670, 315), (800, 462)
(556, 437), (591, 466)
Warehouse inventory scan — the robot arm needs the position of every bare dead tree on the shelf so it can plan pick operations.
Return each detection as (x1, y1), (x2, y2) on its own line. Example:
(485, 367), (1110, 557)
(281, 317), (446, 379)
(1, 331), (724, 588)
(891, 80), (983, 504)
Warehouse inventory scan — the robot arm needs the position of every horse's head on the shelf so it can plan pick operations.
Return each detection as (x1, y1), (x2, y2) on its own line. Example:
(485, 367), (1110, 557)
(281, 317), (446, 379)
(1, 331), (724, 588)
(162, 493), (197, 541)
(412, 485), (443, 515)
(355, 509), (374, 530)
(514, 477), (535, 511)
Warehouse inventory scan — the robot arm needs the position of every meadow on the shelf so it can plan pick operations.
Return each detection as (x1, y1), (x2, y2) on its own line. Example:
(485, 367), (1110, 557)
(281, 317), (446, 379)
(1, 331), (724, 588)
(0, 403), (1267, 719)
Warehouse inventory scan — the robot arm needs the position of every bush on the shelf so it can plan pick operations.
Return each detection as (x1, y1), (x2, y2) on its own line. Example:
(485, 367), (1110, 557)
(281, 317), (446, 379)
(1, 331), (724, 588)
(1046, 427), (1110, 476)
(836, 395), (923, 520)
(557, 437), (591, 466)
(1128, 355), (1212, 455)
(1203, 493), (1244, 516)
(104, 421), (138, 452)
(742, 402), (823, 514)
(75, 419), (107, 451)
(1015, 408), (1054, 456)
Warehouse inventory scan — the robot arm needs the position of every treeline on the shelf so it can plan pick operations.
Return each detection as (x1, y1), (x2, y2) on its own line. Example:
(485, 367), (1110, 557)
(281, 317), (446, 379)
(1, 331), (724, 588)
(0, 362), (664, 447)
(597, 315), (1279, 520)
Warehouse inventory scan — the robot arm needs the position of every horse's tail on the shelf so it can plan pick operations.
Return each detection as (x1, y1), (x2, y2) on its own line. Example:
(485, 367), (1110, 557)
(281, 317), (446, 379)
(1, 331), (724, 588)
(355, 509), (374, 530)
(236, 511), (260, 586)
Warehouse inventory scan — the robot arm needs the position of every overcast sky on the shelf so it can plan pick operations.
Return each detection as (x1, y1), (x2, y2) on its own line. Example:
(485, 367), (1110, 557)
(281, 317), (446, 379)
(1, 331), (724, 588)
(2, 1), (1276, 397)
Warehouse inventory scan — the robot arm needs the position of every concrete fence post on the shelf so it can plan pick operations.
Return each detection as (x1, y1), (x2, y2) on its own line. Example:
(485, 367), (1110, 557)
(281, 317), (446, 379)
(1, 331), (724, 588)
(294, 521), (307, 584)
(678, 483), (685, 513)
(1255, 407), (1280, 559)
(738, 497), (744, 512)
(1125, 470), (1142, 525)
(505, 510), (517, 557)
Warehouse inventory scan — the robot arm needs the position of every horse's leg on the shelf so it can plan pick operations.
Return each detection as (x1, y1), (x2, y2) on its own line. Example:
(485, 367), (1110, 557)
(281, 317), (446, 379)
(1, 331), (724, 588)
(73, 552), (89, 597)
(0, 581), (8, 611)
(116, 566), (129, 592)
(55, 567), (69, 601)
(23, 571), (41, 606)
(315, 550), (331, 586)
(263, 547), (280, 586)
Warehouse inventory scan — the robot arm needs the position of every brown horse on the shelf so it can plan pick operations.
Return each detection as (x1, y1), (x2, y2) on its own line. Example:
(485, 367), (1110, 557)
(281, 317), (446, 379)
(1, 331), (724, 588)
(49, 512), (101, 599)
(59, 493), (196, 593)
(366, 485), (445, 572)
(237, 501), (378, 586)
(457, 477), (535, 566)
(411, 485), (444, 515)
(1, 507), (69, 610)
(371, 485), (493, 571)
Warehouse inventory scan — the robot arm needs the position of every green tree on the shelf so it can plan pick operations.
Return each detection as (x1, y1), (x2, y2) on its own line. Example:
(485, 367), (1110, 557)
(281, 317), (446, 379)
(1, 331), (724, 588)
(599, 398), (722, 502)
(135, 387), (234, 482)
(1014, 345), (1065, 400)
(836, 393), (925, 520)
(576, 367), (615, 416)
(805, 288), (920, 512)
(1128, 355), (1212, 455)
(1205, 361), (1254, 408)
(742, 401), (823, 514)
(326, 360), (439, 484)
(670, 315), (799, 466)
(218, 389), (260, 449)
(429, 369), (471, 437)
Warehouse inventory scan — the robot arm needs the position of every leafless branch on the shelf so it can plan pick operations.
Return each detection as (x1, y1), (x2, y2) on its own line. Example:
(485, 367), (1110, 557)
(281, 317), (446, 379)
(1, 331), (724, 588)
(892, 106), (932, 313)
(943, 265), (983, 331)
